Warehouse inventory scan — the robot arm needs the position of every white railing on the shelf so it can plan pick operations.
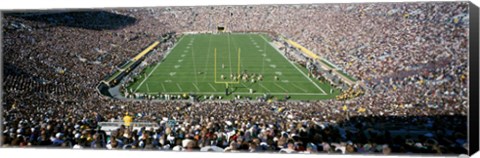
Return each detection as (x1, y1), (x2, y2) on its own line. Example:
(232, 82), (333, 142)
(98, 121), (160, 135)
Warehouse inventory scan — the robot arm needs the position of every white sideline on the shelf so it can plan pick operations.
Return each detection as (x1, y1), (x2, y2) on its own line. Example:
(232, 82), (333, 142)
(258, 35), (327, 95)
(134, 36), (186, 93)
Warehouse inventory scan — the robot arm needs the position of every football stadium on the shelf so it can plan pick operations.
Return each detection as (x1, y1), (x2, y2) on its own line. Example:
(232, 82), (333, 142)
(1, 2), (472, 155)
(122, 33), (341, 100)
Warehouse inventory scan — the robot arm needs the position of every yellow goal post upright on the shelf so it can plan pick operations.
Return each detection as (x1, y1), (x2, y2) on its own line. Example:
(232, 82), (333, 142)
(214, 48), (241, 95)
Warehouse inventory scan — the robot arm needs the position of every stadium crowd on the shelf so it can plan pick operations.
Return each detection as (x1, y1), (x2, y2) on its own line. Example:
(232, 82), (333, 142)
(2, 2), (469, 155)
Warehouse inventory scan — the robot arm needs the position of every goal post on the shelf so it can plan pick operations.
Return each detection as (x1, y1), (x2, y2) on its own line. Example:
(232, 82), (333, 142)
(214, 48), (241, 84)
(214, 48), (241, 95)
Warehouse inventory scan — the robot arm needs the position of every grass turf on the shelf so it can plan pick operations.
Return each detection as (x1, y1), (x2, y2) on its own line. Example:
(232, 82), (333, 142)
(126, 33), (340, 100)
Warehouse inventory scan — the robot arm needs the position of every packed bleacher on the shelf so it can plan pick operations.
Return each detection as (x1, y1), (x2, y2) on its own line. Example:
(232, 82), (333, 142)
(1, 2), (469, 155)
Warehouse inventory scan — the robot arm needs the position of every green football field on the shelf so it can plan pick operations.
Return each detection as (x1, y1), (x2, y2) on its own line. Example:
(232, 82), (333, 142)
(126, 33), (340, 100)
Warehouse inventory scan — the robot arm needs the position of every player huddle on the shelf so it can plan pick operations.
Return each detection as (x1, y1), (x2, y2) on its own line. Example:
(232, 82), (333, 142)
(219, 69), (280, 83)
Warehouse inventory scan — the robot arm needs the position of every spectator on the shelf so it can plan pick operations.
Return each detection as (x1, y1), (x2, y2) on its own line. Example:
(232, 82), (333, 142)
(123, 112), (133, 127)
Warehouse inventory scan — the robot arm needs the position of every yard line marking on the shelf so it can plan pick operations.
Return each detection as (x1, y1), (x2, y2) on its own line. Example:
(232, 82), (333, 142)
(202, 35), (213, 80)
(193, 83), (200, 91)
(241, 82), (249, 89)
(274, 83), (289, 92)
(176, 83), (183, 91)
(227, 34), (233, 75)
(191, 40), (199, 83)
(208, 83), (217, 91)
(161, 83), (166, 92)
(258, 35), (327, 95)
(262, 43), (266, 74)
(146, 83), (151, 93)
(291, 83), (308, 93)
(134, 63), (160, 92)
(259, 83), (271, 92)
(230, 33), (243, 78)
(262, 38), (267, 74)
